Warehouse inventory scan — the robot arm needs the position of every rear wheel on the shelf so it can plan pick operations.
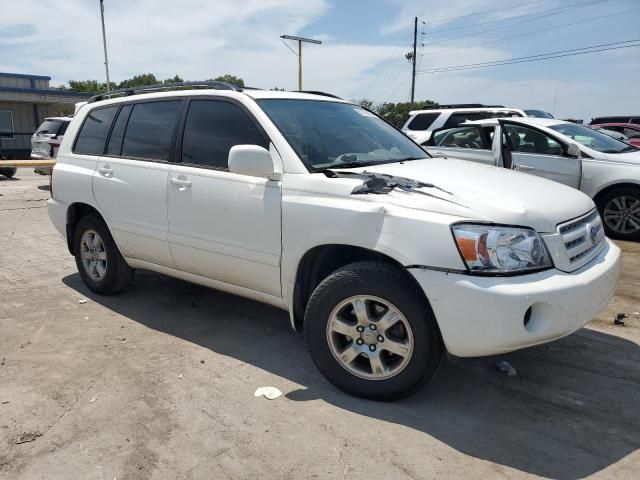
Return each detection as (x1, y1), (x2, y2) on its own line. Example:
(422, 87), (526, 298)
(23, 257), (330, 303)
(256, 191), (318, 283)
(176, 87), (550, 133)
(73, 215), (134, 294)
(0, 168), (16, 178)
(597, 187), (640, 241)
(304, 261), (443, 401)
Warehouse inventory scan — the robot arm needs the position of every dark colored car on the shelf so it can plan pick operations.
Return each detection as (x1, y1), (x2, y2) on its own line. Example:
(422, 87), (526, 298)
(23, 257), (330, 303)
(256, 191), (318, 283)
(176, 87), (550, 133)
(590, 116), (640, 125)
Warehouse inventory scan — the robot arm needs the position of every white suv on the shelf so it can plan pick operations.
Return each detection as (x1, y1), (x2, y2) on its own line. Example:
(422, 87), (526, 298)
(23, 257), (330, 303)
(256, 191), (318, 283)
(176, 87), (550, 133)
(48, 83), (620, 400)
(402, 105), (526, 145)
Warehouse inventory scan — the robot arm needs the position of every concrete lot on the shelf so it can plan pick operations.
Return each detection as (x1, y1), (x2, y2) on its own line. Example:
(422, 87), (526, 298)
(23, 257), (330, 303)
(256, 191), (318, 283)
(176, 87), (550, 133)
(1, 170), (639, 480)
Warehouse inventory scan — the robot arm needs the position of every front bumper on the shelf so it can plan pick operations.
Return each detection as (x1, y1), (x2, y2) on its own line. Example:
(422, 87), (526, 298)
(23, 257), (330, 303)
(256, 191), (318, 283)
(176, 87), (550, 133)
(409, 239), (621, 357)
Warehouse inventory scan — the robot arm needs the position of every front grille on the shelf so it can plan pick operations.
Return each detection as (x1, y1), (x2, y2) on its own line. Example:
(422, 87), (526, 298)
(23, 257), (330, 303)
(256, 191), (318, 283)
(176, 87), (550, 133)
(558, 209), (605, 268)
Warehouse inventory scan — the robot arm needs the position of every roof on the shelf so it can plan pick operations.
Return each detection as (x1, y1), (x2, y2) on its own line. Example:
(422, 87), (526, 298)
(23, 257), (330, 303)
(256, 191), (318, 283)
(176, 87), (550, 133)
(0, 71), (51, 80)
(409, 107), (524, 116)
(591, 122), (640, 129)
(464, 117), (568, 128)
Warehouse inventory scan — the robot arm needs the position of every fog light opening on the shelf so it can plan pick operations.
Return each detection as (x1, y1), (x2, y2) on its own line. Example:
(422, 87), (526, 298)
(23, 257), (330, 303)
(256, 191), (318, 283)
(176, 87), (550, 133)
(523, 307), (532, 328)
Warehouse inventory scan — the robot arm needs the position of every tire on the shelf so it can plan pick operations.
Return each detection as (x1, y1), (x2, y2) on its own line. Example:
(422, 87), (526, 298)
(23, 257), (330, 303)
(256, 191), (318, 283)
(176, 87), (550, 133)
(596, 186), (640, 241)
(304, 261), (443, 401)
(0, 167), (16, 178)
(73, 215), (134, 295)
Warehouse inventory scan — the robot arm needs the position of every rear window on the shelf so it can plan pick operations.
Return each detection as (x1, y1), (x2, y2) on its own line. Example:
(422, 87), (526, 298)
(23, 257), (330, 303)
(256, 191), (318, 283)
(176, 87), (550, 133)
(73, 107), (118, 155)
(36, 119), (64, 136)
(406, 112), (439, 131)
(121, 101), (182, 161)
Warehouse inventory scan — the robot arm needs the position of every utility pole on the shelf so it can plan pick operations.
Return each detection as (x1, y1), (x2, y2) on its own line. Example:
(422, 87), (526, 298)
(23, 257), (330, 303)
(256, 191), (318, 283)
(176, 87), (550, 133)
(280, 35), (322, 91)
(410, 16), (417, 104)
(99, 0), (111, 92)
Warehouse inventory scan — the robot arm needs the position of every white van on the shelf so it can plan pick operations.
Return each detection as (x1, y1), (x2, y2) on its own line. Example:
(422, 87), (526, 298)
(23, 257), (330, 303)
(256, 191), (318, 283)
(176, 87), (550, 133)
(48, 83), (620, 400)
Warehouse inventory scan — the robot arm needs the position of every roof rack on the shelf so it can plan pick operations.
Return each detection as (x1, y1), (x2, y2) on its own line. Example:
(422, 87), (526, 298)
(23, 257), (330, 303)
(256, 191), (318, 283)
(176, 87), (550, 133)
(430, 103), (506, 109)
(87, 80), (245, 103)
(297, 90), (342, 99)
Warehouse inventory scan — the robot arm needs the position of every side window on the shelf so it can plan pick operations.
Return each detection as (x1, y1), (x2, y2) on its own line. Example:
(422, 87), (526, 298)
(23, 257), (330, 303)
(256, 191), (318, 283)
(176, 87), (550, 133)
(442, 112), (483, 129)
(432, 126), (487, 149)
(122, 101), (182, 161)
(181, 100), (267, 169)
(58, 121), (69, 136)
(106, 105), (133, 156)
(504, 124), (563, 155)
(73, 106), (118, 155)
(407, 112), (439, 131)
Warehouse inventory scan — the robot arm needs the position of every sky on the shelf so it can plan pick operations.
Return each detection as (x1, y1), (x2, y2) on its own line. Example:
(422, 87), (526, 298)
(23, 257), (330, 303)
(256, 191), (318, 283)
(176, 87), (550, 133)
(1, 0), (639, 121)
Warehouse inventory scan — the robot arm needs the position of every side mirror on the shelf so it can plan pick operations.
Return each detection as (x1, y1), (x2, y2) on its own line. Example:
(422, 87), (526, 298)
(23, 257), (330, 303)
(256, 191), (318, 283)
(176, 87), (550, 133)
(566, 142), (581, 159)
(228, 145), (276, 179)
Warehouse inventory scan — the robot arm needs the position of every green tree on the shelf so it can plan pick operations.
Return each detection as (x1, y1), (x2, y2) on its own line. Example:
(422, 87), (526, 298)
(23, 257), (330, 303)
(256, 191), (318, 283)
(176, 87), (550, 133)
(211, 74), (245, 87)
(163, 75), (184, 84)
(53, 79), (115, 93)
(117, 73), (159, 89)
(356, 98), (374, 110)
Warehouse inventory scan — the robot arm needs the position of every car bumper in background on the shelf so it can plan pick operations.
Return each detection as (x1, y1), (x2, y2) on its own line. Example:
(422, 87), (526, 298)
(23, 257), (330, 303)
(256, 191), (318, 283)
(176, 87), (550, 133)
(409, 239), (621, 357)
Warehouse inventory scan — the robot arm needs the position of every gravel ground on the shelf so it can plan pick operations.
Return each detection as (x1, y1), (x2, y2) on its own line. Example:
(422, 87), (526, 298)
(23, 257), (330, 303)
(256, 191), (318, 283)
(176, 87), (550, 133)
(1, 170), (639, 480)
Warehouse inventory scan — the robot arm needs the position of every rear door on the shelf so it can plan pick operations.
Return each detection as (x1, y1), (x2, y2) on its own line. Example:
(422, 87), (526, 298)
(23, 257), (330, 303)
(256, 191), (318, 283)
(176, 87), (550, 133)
(167, 97), (282, 297)
(92, 99), (184, 267)
(501, 121), (581, 188)
(424, 125), (496, 165)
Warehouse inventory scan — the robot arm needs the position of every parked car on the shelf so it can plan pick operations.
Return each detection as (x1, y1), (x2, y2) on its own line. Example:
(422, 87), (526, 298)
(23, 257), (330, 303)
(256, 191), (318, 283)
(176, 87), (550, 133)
(589, 126), (629, 143)
(524, 109), (554, 119)
(424, 117), (640, 240)
(590, 123), (640, 148)
(590, 115), (640, 125)
(0, 156), (16, 178)
(402, 105), (526, 145)
(48, 84), (620, 400)
(31, 116), (72, 175)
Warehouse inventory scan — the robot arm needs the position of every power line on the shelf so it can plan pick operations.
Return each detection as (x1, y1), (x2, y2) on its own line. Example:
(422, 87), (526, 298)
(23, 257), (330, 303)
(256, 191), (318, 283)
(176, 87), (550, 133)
(427, 0), (549, 24)
(425, 0), (608, 47)
(426, 0), (609, 35)
(416, 39), (640, 74)
(420, 6), (640, 59)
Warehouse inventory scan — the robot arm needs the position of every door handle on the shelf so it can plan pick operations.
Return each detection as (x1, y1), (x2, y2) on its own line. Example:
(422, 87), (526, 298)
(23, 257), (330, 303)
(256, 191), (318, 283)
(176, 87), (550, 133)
(517, 165), (536, 171)
(98, 166), (113, 177)
(170, 177), (192, 189)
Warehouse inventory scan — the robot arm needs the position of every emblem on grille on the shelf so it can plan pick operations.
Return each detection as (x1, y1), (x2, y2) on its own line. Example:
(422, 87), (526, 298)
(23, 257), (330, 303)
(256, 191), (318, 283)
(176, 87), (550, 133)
(587, 223), (598, 245)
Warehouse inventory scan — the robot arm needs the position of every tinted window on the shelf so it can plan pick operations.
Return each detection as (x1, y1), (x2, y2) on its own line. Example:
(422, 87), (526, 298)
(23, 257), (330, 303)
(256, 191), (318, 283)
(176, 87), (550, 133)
(37, 119), (63, 135)
(0, 111), (14, 138)
(442, 113), (485, 129)
(74, 107), (118, 155)
(122, 101), (181, 160)
(181, 100), (267, 169)
(407, 112), (438, 131)
(504, 124), (563, 155)
(106, 105), (132, 156)
(58, 121), (70, 136)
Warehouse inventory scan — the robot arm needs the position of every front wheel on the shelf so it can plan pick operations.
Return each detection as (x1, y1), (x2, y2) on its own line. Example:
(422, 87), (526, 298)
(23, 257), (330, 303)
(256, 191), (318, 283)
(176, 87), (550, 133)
(304, 261), (443, 401)
(597, 187), (640, 241)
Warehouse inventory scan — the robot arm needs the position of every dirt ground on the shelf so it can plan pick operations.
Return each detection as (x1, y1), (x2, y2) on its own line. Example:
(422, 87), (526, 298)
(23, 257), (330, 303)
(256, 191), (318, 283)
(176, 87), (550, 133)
(1, 170), (639, 480)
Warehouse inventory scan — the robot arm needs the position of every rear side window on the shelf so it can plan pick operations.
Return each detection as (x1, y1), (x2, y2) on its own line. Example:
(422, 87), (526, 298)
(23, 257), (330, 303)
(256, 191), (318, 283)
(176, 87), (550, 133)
(74, 107), (118, 155)
(406, 113), (438, 131)
(122, 101), (182, 161)
(181, 100), (267, 169)
(442, 112), (484, 129)
(106, 105), (133, 156)
(58, 121), (70, 136)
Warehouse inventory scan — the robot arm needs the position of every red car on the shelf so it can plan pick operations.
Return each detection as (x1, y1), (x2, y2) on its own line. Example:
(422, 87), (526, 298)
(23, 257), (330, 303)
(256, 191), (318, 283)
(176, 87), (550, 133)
(591, 123), (640, 148)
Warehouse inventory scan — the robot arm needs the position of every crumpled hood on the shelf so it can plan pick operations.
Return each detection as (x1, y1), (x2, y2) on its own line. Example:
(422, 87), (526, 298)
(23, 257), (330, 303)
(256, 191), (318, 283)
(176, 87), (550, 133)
(360, 158), (595, 233)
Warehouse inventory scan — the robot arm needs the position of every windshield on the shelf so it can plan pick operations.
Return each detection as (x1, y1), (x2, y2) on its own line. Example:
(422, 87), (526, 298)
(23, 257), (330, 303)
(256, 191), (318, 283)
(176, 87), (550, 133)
(549, 123), (635, 154)
(525, 110), (554, 119)
(257, 99), (428, 170)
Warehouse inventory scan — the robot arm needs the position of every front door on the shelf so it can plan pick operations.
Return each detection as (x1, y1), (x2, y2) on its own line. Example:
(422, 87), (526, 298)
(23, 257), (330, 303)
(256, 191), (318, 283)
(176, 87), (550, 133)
(501, 121), (581, 189)
(167, 98), (282, 297)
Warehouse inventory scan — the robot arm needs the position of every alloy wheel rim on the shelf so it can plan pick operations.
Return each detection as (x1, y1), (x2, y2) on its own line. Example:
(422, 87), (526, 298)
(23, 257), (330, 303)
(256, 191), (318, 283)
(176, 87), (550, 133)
(80, 230), (108, 281)
(326, 295), (414, 381)
(603, 195), (640, 234)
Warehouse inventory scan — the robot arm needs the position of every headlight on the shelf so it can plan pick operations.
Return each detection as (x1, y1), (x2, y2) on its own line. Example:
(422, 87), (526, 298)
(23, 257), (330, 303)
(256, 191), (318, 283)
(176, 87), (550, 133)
(452, 224), (552, 274)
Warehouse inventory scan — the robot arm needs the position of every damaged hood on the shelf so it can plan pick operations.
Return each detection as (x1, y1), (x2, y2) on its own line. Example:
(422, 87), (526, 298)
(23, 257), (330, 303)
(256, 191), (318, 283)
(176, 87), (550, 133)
(353, 158), (595, 233)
